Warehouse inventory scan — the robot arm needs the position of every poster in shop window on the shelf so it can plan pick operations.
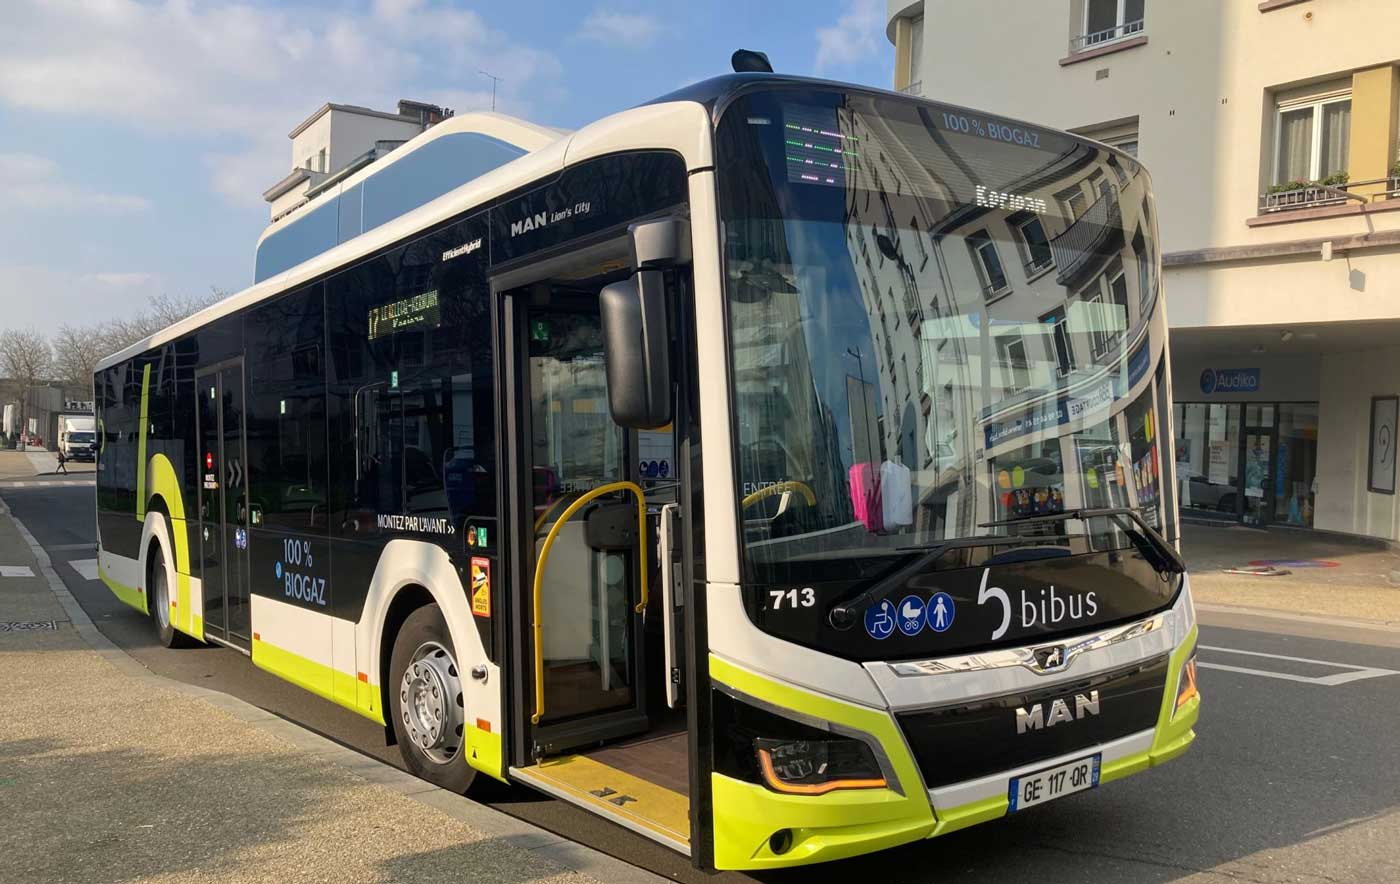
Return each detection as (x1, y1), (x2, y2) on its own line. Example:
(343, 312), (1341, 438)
(1369, 395), (1397, 494)
(1207, 441), (1229, 486)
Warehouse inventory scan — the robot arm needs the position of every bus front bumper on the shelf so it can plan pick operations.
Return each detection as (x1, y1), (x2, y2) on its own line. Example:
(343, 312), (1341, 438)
(710, 603), (1200, 870)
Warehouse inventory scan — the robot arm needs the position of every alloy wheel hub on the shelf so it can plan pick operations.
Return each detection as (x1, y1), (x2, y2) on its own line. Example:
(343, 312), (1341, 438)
(399, 642), (463, 764)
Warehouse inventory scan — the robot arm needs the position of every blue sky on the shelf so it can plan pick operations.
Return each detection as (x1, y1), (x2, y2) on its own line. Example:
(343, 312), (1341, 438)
(0, 0), (890, 336)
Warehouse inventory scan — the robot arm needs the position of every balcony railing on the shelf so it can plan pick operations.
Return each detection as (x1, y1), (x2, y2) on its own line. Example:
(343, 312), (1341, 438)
(1070, 19), (1144, 53)
(1050, 184), (1123, 287)
(1022, 254), (1055, 278)
(981, 279), (1011, 300)
(1258, 177), (1400, 214)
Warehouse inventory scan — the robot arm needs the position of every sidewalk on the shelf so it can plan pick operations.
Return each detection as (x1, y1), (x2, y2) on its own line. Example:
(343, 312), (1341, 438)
(0, 449), (45, 480)
(0, 499), (656, 883)
(1183, 523), (1400, 626)
(0, 448), (95, 480)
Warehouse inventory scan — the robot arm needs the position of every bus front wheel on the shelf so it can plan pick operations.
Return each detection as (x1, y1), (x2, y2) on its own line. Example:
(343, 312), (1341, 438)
(389, 605), (476, 793)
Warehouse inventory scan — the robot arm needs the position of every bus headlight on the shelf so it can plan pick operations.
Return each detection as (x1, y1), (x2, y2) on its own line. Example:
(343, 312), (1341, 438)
(1174, 653), (1199, 714)
(755, 737), (886, 795)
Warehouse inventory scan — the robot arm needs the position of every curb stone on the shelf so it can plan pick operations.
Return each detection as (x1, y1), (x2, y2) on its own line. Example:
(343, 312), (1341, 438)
(1195, 601), (1400, 632)
(0, 496), (666, 884)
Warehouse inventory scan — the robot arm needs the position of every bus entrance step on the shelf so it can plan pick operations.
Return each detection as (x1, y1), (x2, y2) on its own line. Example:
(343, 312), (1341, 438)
(512, 753), (690, 853)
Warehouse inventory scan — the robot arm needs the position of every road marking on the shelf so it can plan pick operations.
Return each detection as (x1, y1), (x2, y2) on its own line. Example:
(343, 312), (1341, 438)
(0, 479), (94, 488)
(1198, 644), (1400, 686)
(0, 565), (36, 578)
(68, 559), (99, 581)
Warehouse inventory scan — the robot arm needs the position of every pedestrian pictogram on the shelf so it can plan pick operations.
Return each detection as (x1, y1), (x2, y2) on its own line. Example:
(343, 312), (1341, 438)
(928, 591), (955, 633)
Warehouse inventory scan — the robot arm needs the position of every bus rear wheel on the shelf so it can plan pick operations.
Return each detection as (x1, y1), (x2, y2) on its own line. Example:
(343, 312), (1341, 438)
(149, 545), (190, 648)
(389, 605), (476, 793)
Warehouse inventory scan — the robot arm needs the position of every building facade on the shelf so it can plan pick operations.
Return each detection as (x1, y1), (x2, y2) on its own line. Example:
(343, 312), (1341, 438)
(887, 0), (1400, 541)
(263, 99), (451, 221)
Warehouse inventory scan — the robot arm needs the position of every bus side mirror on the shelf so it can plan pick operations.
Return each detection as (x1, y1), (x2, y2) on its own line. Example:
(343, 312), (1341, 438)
(601, 272), (671, 428)
(600, 218), (688, 429)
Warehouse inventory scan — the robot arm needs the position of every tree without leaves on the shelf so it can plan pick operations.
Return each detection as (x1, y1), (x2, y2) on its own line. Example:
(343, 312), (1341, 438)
(51, 323), (109, 393)
(41, 288), (230, 413)
(0, 327), (53, 446)
(104, 288), (227, 353)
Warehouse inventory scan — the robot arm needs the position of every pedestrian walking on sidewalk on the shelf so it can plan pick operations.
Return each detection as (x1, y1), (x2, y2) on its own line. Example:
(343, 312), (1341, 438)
(56, 449), (68, 474)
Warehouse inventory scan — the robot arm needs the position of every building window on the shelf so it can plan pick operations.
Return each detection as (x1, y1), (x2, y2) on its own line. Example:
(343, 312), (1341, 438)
(1084, 290), (1109, 358)
(1274, 94), (1351, 185)
(318, 147), (328, 172)
(1041, 307), (1074, 377)
(1084, 265), (1129, 359)
(1057, 183), (1090, 221)
(967, 229), (1009, 298)
(997, 335), (1030, 393)
(1132, 227), (1152, 307)
(1078, 0), (1145, 50)
(1013, 214), (1055, 276)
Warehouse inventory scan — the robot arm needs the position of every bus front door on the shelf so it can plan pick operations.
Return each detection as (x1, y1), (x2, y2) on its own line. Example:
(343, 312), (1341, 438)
(499, 253), (695, 858)
(510, 293), (651, 754)
(195, 360), (253, 649)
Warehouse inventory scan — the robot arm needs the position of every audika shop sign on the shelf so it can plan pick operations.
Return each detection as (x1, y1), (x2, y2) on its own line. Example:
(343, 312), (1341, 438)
(1199, 367), (1260, 395)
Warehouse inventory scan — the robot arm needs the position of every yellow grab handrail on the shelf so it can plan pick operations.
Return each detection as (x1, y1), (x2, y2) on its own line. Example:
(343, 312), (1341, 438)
(742, 480), (816, 510)
(532, 492), (577, 535)
(531, 480), (648, 725)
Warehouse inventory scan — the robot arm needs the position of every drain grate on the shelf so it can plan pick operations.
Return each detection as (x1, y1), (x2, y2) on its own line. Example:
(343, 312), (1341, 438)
(0, 620), (61, 632)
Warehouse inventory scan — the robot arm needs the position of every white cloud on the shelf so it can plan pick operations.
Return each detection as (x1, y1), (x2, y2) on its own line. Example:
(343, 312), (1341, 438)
(0, 0), (563, 207)
(84, 272), (155, 288)
(816, 0), (885, 73)
(0, 152), (150, 213)
(0, 265), (161, 335)
(580, 8), (663, 47)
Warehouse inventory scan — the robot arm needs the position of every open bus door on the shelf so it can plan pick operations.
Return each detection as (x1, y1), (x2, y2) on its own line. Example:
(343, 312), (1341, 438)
(496, 222), (700, 858)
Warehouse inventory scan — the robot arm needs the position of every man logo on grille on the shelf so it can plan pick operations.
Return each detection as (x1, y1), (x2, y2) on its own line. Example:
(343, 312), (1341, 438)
(1016, 690), (1101, 734)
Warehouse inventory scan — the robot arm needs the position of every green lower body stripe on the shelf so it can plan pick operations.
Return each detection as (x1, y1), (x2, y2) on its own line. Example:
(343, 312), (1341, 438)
(251, 638), (385, 726)
(100, 564), (146, 615)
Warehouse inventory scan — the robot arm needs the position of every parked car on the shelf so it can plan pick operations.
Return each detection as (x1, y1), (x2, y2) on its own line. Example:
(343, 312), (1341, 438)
(1178, 466), (1236, 512)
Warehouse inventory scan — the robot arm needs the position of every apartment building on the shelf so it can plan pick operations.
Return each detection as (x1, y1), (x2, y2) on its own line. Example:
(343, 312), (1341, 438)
(887, 0), (1400, 542)
(262, 99), (451, 221)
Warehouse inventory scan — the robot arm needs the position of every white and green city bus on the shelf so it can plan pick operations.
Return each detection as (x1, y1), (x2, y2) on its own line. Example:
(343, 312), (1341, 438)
(93, 72), (1199, 871)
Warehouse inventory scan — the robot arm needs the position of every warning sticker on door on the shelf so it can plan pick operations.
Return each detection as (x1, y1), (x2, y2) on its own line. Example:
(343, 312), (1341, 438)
(470, 557), (491, 618)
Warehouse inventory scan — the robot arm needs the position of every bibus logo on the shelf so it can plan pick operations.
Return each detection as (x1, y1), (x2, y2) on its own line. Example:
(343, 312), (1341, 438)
(976, 569), (1098, 641)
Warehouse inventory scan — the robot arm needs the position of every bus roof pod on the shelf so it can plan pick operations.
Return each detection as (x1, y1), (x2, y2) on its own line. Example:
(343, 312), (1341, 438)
(253, 111), (571, 283)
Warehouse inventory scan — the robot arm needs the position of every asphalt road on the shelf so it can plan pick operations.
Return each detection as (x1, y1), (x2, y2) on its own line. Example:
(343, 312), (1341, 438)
(7, 480), (1400, 883)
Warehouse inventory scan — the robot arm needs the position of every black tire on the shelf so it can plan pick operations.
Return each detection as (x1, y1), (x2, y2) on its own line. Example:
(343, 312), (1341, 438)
(149, 544), (192, 648)
(389, 605), (476, 793)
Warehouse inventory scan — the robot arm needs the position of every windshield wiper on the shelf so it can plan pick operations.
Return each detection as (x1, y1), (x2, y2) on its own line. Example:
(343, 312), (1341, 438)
(827, 533), (1071, 630)
(978, 507), (1186, 576)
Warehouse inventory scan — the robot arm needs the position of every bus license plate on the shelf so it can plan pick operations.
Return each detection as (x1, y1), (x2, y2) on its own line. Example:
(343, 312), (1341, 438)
(1008, 754), (1100, 812)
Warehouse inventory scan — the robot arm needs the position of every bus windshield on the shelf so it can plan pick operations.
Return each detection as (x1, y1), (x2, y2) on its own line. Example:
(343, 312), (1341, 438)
(717, 88), (1172, 617)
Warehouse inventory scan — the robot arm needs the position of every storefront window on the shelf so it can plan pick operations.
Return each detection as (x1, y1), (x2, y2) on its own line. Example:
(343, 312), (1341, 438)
(1275, 404), (1318, 526)
(1174, 400), (1317, 527)
(1125, 389), (1162, 528)
(1173, 403), (1241, 517)
(991, 439), (1066, 521)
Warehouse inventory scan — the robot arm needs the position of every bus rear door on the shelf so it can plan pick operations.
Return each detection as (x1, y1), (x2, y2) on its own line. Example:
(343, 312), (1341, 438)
(195, 360), (253, 648)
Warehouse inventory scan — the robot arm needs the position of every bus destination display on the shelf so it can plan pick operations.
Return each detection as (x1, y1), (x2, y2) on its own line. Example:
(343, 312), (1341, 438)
(368, 290), (440, 341)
